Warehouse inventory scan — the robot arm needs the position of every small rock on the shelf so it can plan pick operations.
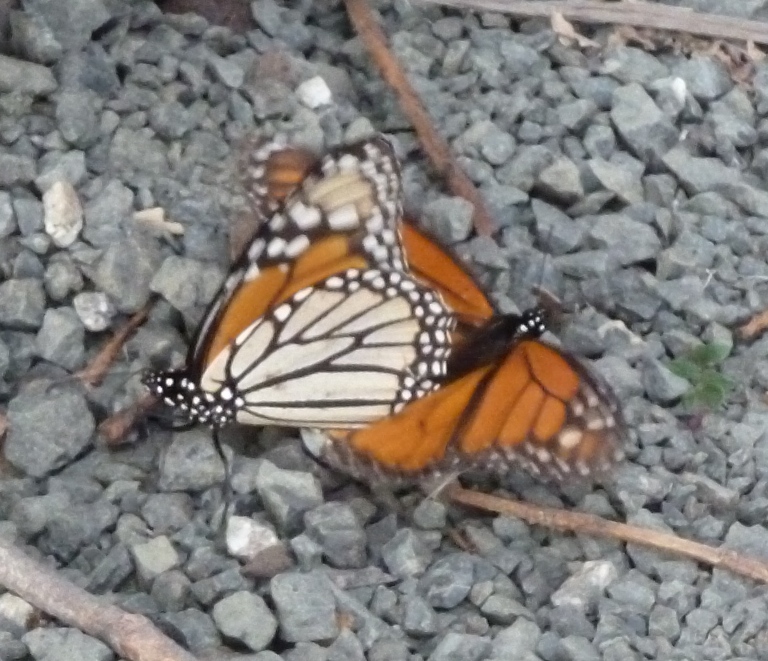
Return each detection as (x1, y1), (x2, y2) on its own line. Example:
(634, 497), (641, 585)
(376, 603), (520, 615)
(191, 568), (253, 606)
(672, 55), (732, 101)
(296, 76), (333, 108)
(402, 595), (439, 636)
(43, 181), (83, 248)
(225, 515), (285, 565)
(21, 0), (112, 50)
(419, 553), (474, 609)
(213, 591), (277, 652)
(0, 279), (46, 330)
(86, 544), (134, 594)
(35, 307), (85, 370)
(536, 157), (584, 205)
(550, 560), (619, 611)
(304, 502), (367, 569)
(0, 594), (37, 635)
(611, 83), (678, 164)
(12, 197), (43, 235)
(492, 617), (541, 656)
(326, 629), (365, 661)
(0, 53), (57, 95)
(72, 292), (115, 332)
(5, 388), (94, 477)
(83, 180), (134, 247)
(428, 633), (491, 661)
(56, 90), (99, 149)
(380, 528), (433, 579)
(91, 237), (160, 314)
(642, 358), (691, 404)
(35, 150), (86, 192)
(150, 570), (191, 612)
(130, 536), (182, 584)
(270, 571), (339, 643)
(253, 459), (324, 535)
(422, 196), (474, 244)
(23, 628), (111, 661)
(207, 53), (245, 89)
(158, 429), (226, 492)
(160, 609), (221, 653)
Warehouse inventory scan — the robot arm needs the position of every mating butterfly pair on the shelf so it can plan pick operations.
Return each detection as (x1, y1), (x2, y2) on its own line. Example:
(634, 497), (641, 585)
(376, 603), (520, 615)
(143, 135), (626, 482)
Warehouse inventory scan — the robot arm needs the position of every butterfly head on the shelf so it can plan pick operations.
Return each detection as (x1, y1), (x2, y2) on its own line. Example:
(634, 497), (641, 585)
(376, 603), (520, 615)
(142, 369), (239, 428)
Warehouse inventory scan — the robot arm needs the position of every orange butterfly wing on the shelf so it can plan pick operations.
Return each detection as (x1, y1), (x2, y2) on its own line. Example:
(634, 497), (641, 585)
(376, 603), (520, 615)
(335, 338), (623, 480)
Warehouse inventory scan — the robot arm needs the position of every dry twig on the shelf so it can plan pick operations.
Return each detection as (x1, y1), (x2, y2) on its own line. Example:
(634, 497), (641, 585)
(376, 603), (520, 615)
(74, 301), (154, 388)
(0, 537), (199, 661)
(343, 0), (497, 235)
(449, 486), (768, 584)
(738, 308), (768, 340)
(416, 0), (768, 46)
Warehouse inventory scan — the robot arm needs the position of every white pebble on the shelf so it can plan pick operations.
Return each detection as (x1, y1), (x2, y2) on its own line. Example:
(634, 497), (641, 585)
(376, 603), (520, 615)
(296, 76), (333, 109)
(43, 180), (82, 248)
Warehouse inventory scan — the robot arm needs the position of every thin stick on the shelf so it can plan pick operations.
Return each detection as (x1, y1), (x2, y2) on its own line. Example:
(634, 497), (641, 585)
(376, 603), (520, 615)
(416, 0), (768, 46)
(448, 486), (768, 584)
(343, 0), (497, 235)
(738, 308), (768, 339)
(75, 301), (154, 387)
(0, 538), (199, 661)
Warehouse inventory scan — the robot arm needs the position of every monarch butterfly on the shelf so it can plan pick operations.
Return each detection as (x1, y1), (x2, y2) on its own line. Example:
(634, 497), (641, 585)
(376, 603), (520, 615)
(144, 135), (626, 482)
(143, 136), (455, 432)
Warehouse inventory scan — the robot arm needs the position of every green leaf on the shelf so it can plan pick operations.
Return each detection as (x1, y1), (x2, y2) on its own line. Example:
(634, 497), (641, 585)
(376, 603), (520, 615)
(668, 358), (701, 382)
(688, 342), (731, 367)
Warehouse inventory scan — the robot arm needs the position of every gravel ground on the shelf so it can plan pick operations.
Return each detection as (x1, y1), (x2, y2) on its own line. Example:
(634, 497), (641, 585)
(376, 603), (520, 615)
(3, 1), (768, 660)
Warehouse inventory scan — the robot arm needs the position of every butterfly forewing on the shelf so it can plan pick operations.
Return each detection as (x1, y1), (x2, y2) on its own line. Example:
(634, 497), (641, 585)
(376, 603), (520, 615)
(145, 135), (456, 431)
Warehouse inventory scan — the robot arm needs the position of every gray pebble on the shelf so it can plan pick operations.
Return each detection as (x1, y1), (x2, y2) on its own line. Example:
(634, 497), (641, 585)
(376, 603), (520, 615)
(672, 56), (732, 101)
(305, 502), (367, 569)
(326, 629), (366, 661)
(130, 536), (182, 585)
(0, 53), (57, 95)
(23, 627), (111, 661)
(72, 292), (115, 332)
(36, 307), (85, 370)
(5, 388), (94, 477)
(611, 83), (678, 164)
(381, 528), (433, 579)
(150, 569), (191, 612)
(641, 358), (691, 404)
(86, 544), (133, 594)
(419, 553), (474, 609)
(270, 571), (339, 643)
(213, 591), (277, 652)
(253, 459), (324, 534)
(82, 180), (134, 247)
(492, 617), (541, 656)
(160, 609), (221, 653)
(56, 90), (100, 149)
(91, 237), (160, 313)
(35, 150), (86, 191)
(422, 196), (474, 244)
(428, 632), (491, 661)
(402, 594), (439, 636)
(158, 429), (226, 492)
(12, 197), (43, 235)
(0, 279), (46, 331)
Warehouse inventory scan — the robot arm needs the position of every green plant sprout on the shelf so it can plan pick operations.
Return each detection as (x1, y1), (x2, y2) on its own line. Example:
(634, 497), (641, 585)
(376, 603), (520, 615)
(668, 343), (734, 410)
